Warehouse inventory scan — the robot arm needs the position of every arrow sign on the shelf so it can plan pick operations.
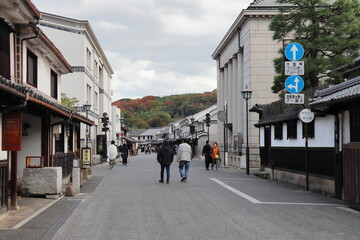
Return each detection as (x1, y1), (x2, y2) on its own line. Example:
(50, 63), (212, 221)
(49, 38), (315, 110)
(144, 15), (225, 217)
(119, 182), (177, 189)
(285, 75), (304, 93)
(285, 43), (304, 61)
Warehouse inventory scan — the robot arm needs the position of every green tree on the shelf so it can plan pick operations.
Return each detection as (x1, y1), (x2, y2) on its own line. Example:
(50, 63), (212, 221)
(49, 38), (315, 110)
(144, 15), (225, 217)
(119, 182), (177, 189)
(61, 93), (79, 109)
(269, 0), (360, 94)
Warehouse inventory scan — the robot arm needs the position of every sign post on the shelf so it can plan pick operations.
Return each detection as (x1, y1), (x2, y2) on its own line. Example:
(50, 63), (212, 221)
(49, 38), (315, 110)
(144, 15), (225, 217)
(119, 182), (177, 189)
(299, 109), (315, 191)
(284, 42), (305, 104)
(2, 112), (22, 210)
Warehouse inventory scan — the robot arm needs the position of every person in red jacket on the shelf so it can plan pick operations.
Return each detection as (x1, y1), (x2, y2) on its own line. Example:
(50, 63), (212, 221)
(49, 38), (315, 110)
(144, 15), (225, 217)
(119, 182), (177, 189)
(211, 142), (220, 170)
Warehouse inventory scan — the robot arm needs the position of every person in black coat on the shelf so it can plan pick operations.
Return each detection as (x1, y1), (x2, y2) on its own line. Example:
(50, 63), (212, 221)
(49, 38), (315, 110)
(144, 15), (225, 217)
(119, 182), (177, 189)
(120, 144), (129, 165)
(157, 140), (174, 183)
(202, 140), (212, 170)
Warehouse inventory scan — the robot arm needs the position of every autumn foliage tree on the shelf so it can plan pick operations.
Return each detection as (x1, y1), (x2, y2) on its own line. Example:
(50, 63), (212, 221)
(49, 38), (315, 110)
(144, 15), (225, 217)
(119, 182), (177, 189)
(112, 91), (217, 129)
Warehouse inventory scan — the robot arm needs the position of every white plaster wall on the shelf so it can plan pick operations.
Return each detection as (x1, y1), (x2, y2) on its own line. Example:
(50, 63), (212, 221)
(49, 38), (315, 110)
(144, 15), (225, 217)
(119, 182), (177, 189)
(342, 111), (350, 144)
(271, 117), (334, 148)
(40, 26), (85, 66)
(259, 127), (265, 147)
(17, 114), (42, 179)
(311, 117), (334, 147)
(61, 72), (85, 100)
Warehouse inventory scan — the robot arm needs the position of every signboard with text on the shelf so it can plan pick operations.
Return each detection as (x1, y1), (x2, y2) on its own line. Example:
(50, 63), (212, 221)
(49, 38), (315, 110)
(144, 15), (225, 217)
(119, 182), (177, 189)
(285, 61), (304, 75)
(299, 109), (315, 123)
(81, 147), (92, 166)
(285, 94), (304, 104)
(284, 42), (305, 104)
(2, 112), (22, 151)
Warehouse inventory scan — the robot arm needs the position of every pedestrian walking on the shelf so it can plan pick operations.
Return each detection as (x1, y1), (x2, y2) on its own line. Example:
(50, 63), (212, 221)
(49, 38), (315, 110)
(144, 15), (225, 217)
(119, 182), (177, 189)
(157, 140), (174, 183)
(211, 142), (220, 170)
(120, 144), (129, 165)
(202, 140), (212, 170)
(177, 139), (192, 183)
(107, 140), (118, 169)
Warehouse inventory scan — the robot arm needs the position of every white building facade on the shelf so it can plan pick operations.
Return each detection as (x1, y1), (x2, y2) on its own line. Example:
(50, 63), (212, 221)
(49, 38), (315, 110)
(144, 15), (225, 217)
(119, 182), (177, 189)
(212, 0), (283, 169)
(39, 13), (114, 159)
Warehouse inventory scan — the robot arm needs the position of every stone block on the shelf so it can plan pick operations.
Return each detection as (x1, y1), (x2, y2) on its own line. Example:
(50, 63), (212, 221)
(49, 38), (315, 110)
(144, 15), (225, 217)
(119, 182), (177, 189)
(22, 167), (62, 196)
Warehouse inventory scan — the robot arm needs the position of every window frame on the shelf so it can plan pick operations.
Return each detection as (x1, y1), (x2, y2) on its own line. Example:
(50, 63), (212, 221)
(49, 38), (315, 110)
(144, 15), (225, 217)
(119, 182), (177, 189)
(27, 49), (38, 87)
(302, 121), (315, 139)
(50, 70), (58, 99)
(274, 123), (283, 140)
(287, 120), (297, 139)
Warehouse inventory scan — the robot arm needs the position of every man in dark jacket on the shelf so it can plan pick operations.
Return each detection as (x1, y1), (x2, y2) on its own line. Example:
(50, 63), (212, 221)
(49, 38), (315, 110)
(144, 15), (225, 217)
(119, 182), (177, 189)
(157, 140), (174, 183)
(202, 140), (212, 170)
(120, 144), (129, 165)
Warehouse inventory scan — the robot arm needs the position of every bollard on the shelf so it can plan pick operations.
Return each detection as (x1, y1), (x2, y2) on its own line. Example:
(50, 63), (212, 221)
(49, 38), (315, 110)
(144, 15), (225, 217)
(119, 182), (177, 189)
(72, 159), (80, 193)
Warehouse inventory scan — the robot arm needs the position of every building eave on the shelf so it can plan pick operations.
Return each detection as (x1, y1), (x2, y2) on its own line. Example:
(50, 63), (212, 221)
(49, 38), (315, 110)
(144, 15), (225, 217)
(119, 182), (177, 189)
(211, 9), (280, 59)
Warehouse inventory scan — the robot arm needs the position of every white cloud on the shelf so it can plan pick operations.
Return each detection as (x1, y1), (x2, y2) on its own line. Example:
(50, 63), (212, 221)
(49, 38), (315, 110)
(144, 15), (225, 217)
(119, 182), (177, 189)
(94, 21), (129, 32)
(32, 0), (253, 100)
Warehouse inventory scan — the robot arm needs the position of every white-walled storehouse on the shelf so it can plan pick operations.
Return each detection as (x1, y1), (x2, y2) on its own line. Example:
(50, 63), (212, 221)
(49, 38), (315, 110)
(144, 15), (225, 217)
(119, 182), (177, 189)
(211, 0), (282, 169)
(39, 12), (114, 159)
(0, 0), (92, 214)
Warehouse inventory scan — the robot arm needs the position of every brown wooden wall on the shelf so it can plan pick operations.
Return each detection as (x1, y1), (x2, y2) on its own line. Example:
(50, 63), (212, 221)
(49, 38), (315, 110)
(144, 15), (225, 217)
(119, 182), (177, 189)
(343, 143), (360, 210)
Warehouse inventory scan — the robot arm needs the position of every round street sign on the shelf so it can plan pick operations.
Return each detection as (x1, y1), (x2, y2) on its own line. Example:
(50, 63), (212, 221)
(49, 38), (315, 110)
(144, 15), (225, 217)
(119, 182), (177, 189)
(217, 110), (226, 122)
(285, 42), (304, 61)
(299, 109), (315, 123)
(285, 75), (304, 94)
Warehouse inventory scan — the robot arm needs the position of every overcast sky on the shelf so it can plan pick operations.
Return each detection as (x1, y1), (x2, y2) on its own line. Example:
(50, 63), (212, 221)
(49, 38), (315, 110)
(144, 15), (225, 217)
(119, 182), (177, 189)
(32, 0), (253, 100)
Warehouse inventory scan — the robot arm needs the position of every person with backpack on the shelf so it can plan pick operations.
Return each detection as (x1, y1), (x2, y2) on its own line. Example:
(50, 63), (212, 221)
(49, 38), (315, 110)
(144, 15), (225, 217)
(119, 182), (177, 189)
(157, 140), (174, 183)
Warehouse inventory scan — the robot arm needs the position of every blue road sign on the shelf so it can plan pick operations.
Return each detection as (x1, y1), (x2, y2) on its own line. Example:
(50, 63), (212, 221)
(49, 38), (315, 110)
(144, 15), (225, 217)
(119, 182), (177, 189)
(285, 75), (304, 94)
(285, 43), (304, 61)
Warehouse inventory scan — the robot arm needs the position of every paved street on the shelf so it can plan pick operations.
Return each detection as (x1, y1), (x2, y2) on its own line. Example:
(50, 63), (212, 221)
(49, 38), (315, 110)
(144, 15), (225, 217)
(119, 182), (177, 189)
(1, 153), (360, 240)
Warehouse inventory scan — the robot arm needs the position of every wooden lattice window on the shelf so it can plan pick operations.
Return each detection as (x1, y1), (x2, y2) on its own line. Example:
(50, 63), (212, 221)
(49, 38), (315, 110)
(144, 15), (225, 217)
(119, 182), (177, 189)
(350, 110), (360, 142)
(287, 120), (297, 139)
(302, 121), (315, 139)
(274, 123), (283, 140)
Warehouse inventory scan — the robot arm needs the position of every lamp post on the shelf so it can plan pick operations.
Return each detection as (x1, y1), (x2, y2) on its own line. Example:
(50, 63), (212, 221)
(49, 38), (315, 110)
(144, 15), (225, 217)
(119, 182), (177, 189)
(119, 117), (124, 145)
(190, 117), (195, 156)
(83, 103), (91, 147)
(241, 87), (252, 175)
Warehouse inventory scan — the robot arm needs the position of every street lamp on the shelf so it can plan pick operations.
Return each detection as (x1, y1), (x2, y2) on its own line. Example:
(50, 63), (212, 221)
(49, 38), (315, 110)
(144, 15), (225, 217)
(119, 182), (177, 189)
(83, 103), (91, 147)
(241, 87), (252, 175)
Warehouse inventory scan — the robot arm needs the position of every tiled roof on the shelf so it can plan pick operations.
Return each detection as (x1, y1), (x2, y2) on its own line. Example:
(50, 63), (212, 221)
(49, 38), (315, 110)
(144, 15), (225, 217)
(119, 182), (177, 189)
(140, 128), (163, 136)
(309, 76), (360, 107)
(25, 0), (41, 19)
(254, 111), (299, 127)
(0, 76), (93, 125)
(38, 30), (73, 73)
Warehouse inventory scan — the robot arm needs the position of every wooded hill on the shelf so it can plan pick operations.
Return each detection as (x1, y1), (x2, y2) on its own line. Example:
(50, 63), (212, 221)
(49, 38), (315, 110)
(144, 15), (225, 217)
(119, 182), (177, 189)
(112, 91), (217, 129)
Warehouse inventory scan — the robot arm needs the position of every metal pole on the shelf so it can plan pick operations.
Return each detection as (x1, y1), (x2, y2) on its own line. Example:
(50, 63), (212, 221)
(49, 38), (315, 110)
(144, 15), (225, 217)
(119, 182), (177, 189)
(246, 99), (250, 175)
(305, 122), (309, 191)
(207, 125), (209, 141)
(223, 122), (226, 167)
(85, 110), (88, 147)
(10, 151), (18, 209)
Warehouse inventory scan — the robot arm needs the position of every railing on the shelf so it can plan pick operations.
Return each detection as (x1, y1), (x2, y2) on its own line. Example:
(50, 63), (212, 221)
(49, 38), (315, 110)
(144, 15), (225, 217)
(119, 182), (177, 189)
(0, 160), (8, 209)
(343, 144), (360, 210)
(268, 147), (335, 178)
(46, 152), (75, 178)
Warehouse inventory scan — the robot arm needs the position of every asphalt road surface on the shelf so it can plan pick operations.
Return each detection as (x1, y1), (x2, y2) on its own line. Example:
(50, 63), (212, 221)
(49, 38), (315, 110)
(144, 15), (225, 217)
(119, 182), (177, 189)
(48, 153), (359, 240)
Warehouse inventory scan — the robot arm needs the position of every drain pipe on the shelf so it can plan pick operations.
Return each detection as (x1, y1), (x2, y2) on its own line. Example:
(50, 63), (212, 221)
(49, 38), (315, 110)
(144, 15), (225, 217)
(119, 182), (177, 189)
(17, 22), (39, 84)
